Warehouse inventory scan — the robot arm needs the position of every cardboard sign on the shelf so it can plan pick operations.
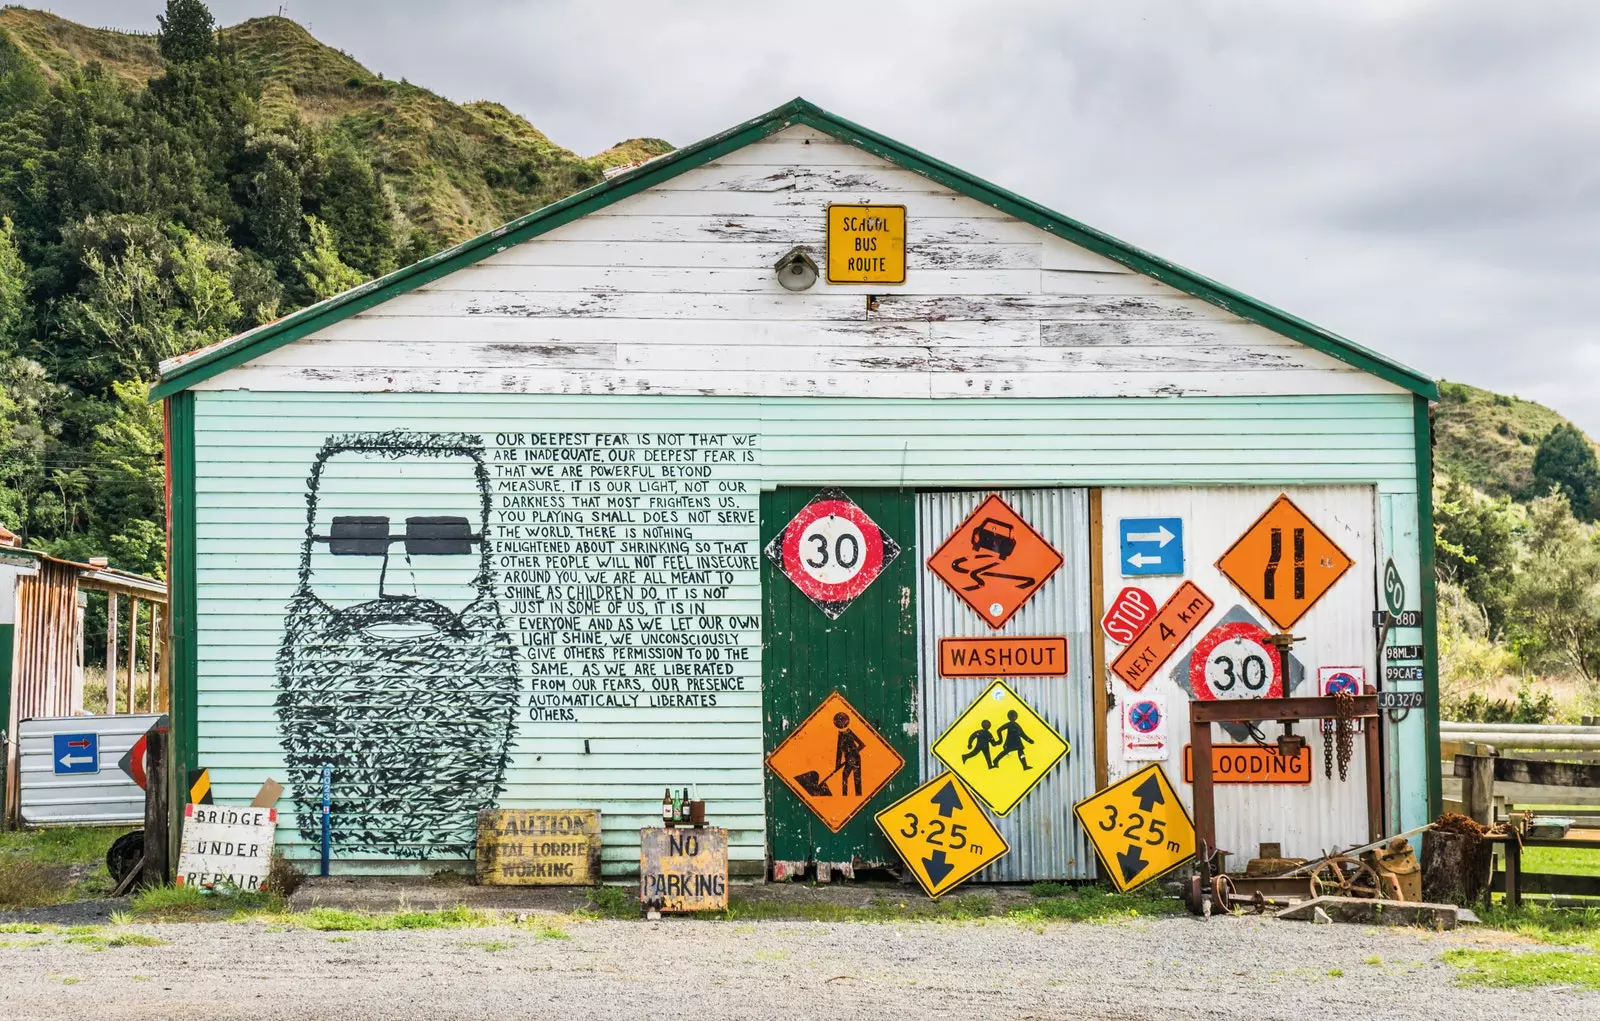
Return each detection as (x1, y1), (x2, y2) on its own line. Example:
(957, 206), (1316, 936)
(1101, 586), (1158, 645)
(1073, 765), (1195, 893)
(176, 804), (276, 892)
(764, 488), (901, 620)
(1188, 621), (1283, 700)
(1183, 744), (1313, 785)
(476, 809), (602, 885)
(826, 204), (906, 283)
(875, 775), (1007, 899)
(639, 827), (728, 912)
(938, 636), (1068, 678)
(1121, 696), (1168, 761)
(931, 680), (1069, 816)
(765, 692), (904, 833)
(1216, 494), (1353, 630)
(927, 494), (1063, 630)
(1109, 581), (1214, 691)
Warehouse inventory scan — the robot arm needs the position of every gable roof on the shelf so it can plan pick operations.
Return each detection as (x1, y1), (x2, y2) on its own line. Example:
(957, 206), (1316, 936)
(152, 97), (1436, 401)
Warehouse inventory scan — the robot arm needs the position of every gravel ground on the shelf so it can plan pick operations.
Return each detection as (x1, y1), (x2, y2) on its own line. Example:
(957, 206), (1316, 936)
(3, 913), (1597, 1020)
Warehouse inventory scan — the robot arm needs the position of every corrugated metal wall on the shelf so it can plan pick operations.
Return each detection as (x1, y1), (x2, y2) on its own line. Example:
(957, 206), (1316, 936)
(18, 714), (160, 825)
(13, 559), (83, 720)
(917, 489), (1095, 881)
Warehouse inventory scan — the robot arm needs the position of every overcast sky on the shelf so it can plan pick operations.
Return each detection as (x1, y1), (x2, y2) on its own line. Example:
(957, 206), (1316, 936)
(40, 1), (1600, 431)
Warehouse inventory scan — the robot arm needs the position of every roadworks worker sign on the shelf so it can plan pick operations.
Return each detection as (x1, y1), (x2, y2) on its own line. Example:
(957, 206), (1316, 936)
(931, 680), (1069, 816)
(1072, 764), (1195, 893)
(875, 774), (1007, 899)
(766, 691), (904, 832)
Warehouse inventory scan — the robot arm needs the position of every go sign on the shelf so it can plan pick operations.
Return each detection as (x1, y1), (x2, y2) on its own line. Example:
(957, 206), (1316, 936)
(764, 488), (901, 620)
(1189, 621), (1283, 700)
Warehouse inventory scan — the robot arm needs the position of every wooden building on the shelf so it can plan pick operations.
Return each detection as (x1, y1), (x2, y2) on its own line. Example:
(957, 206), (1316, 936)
(154, 99), (1439, 879)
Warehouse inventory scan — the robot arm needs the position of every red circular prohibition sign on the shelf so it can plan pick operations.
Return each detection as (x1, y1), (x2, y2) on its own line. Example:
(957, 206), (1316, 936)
(1189, 621), (1284, 701)
(779, 498), (889, 606)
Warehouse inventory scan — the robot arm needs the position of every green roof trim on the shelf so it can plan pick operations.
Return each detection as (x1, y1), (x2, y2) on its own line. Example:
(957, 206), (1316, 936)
(153, 97), (1436, 401)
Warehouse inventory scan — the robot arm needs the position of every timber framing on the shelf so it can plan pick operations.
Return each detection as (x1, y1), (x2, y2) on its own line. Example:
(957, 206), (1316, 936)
(152, 97), (1437, 401)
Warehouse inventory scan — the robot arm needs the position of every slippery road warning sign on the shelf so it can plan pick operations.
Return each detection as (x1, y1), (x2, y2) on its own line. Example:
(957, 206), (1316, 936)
(875, 775), (1008, 899)
(765, 488), (901, 620)
(1216, 494), (1353, 630)
(931, 680), (1069, 816)
(1073, 764), (1195, 893)
(927, 495), (1063, 630)
(766, 692), (904, 833)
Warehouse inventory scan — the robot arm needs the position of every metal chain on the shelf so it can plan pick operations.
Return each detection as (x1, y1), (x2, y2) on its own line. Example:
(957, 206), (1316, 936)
(1334, 691), (1356, 781)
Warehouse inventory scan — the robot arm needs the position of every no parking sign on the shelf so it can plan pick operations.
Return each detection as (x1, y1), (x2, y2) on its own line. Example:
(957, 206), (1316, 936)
(1121, 695), (1168, 761)
(764, 488), (901, 619)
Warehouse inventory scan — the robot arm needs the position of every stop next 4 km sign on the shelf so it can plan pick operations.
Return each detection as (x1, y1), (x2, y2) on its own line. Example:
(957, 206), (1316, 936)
(1073, 764), (1196, 894)
(875, 775), (1008, 899)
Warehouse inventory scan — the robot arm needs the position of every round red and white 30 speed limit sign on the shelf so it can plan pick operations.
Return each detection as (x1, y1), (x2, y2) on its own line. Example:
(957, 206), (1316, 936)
(1189, 621), (1283, 700)
(764, 489), (902, 620)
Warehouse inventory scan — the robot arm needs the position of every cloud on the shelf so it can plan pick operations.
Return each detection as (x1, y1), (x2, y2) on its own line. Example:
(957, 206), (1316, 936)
(40, 0), (1600, 431)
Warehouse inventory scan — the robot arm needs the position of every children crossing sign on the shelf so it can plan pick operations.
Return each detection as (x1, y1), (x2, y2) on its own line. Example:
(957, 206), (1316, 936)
(931, 680), (1069, 816)
(1073, 764), (1196, 893)
(875, 775), (1007, 899)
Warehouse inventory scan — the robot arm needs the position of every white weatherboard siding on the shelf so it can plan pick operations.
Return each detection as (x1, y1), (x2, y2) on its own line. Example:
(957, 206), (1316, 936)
(195, 124), (1404, 400)
(192, 392), (1419, 874)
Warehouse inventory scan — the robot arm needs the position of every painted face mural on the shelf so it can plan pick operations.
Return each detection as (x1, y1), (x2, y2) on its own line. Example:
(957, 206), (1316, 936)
(276, 431), (519, 859)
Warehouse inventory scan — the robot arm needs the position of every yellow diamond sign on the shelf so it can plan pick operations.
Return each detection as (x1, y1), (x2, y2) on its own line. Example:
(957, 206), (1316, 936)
(931, 680), (1069, 817)
(1072, 764), (1195, 893)
(875, 774), (1008, 899)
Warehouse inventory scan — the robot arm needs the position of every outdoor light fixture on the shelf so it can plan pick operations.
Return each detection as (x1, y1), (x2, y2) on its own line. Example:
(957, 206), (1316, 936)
(775, 246), (819, 291)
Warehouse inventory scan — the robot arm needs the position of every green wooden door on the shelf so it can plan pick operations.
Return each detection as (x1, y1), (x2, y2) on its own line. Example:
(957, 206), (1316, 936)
(761, 487), (918, 870)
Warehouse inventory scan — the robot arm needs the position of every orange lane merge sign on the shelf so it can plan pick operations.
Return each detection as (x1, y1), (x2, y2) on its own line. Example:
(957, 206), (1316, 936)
(927, 495), (1063, 630)
(939, 636), (1068, 678)
(1183, 744), (1313, 785)
(1109, 581), (1214, 691)
(1216, 494), (1354, 631)
(766, 692), (905, 833)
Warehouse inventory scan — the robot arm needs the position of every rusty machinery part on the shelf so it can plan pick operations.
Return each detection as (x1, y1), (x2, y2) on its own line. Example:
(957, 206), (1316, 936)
(1308, 854), (1382, 899)
(1324, 690), (1357, 781)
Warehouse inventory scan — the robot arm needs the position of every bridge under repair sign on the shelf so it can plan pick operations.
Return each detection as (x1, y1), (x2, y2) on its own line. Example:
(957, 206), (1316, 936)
(1072, 764), (1195, 893)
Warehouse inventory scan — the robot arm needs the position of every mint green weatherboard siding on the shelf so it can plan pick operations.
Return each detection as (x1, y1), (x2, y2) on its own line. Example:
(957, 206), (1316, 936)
(761, 487), (919, 867)
(152, 99), (1436, 403)
(186, 390), (1426, 874)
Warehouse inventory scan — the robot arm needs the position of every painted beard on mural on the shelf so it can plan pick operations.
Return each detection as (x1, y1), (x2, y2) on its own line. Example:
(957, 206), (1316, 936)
(276, 431), (519, 859)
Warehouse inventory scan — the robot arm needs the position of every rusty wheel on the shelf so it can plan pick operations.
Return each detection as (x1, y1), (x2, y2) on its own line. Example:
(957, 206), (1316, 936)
(1309, 855), (1382, 899)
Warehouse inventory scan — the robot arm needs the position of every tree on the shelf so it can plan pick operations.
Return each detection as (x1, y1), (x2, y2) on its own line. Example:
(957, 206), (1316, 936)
(1434, 475), (1517, 634)
(0, 217), (26, 348)
(245, 153), (303, 270)
(1531, 423), (1600, 522)
(158, 0), (218, 64)
(297, 215), (364, 300)
(1507, 492), (1600, 684)
(311, 141), (397, 277)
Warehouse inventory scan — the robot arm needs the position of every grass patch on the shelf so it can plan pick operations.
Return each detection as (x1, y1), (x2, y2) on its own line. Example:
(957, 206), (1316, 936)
(468, 939), (513, 952)
(64, 932), (167, 951)
(1444, 948), (1600, 990)
(129, 884), (281, 920)
(1521, 846), (1600, 879)
(583, 885), (638, 920)
(0, 826), (129, 867)
(0, 826), (136, 907)
(292, 904), (497, 932)
(0, 860), (72, 909)
(1478, 903), (1600, 950)
(1011, 887), (1185, 924)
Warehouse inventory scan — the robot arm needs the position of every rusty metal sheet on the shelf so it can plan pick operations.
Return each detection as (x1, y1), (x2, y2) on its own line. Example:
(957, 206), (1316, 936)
(639, 826), (728, 912)
(476, 809), (602, 885)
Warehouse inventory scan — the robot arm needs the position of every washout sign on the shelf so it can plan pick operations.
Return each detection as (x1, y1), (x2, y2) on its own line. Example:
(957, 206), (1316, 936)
(926, 494), (1063, 630)
(764, 488), (902, 620)
(1073, 764), (1195, 893)
(875, 775), (1008, 899)
(1216, 494), (1354, 630)
(765, 691), (904, 833)
(931, 680), (1070, 817)
(938, 636), (1068, 678)
(1109, 581), (1214, 691)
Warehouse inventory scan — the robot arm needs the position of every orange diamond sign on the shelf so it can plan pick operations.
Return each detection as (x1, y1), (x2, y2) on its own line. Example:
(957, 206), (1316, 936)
(766, 692), (905, 833)
(1216, 494), (1354, 630)
(927, 495), (1063, 629)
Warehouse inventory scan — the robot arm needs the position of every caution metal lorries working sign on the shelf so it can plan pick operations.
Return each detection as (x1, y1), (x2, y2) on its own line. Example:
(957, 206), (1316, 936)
(827, 204), (906, 283)
(766, 692), (904, 833)
(931, 680), (1069, 816)
(1216, 494), (1353, 630)
(875, 774), (1007, 899)
(1073, 764), (1195, 893)
(927, 494), (1063, 630)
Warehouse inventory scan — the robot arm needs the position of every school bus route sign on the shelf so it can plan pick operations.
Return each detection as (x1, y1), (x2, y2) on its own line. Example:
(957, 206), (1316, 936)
(1073, 764), (1196, 894)
(932, 680), (1069, 816)
(875, 774), (1008, 899)
(826, 204), (906, 283)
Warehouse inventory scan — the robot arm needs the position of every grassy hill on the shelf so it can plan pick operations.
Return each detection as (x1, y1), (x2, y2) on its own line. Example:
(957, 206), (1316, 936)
(0, 7), (673, 247)
(1433, 380), (1599, 500)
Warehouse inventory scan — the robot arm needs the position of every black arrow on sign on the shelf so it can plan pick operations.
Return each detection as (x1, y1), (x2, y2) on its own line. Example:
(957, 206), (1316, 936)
(923, 850), (954, 886)
(1131, 774), (1164, 812)
(1117, 844), (1148, 885)
(929, 781), (964, 818)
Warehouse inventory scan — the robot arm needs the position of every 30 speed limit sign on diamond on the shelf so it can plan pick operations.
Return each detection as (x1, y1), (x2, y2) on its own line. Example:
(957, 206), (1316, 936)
(764, 488), (901, 619)
(875, 775), (1007, 899)
(1073, 764), (1195, 893)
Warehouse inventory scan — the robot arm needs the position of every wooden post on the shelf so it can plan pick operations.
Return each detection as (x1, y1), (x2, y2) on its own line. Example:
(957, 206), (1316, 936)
(147, 606), (158, 712)
(106, 592), (119, 714)
(142, 723), (170, 889)
(1364, 711), (1383, 841)
(1502, 832), (1521, 908)
(127, 599), (138, 712)
(1463, 742), (1496, 825)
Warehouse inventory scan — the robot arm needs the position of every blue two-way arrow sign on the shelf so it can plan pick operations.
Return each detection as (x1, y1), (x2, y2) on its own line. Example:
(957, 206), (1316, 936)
(53, 732), (99, 775)
(1119, 517), (1184, 576)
